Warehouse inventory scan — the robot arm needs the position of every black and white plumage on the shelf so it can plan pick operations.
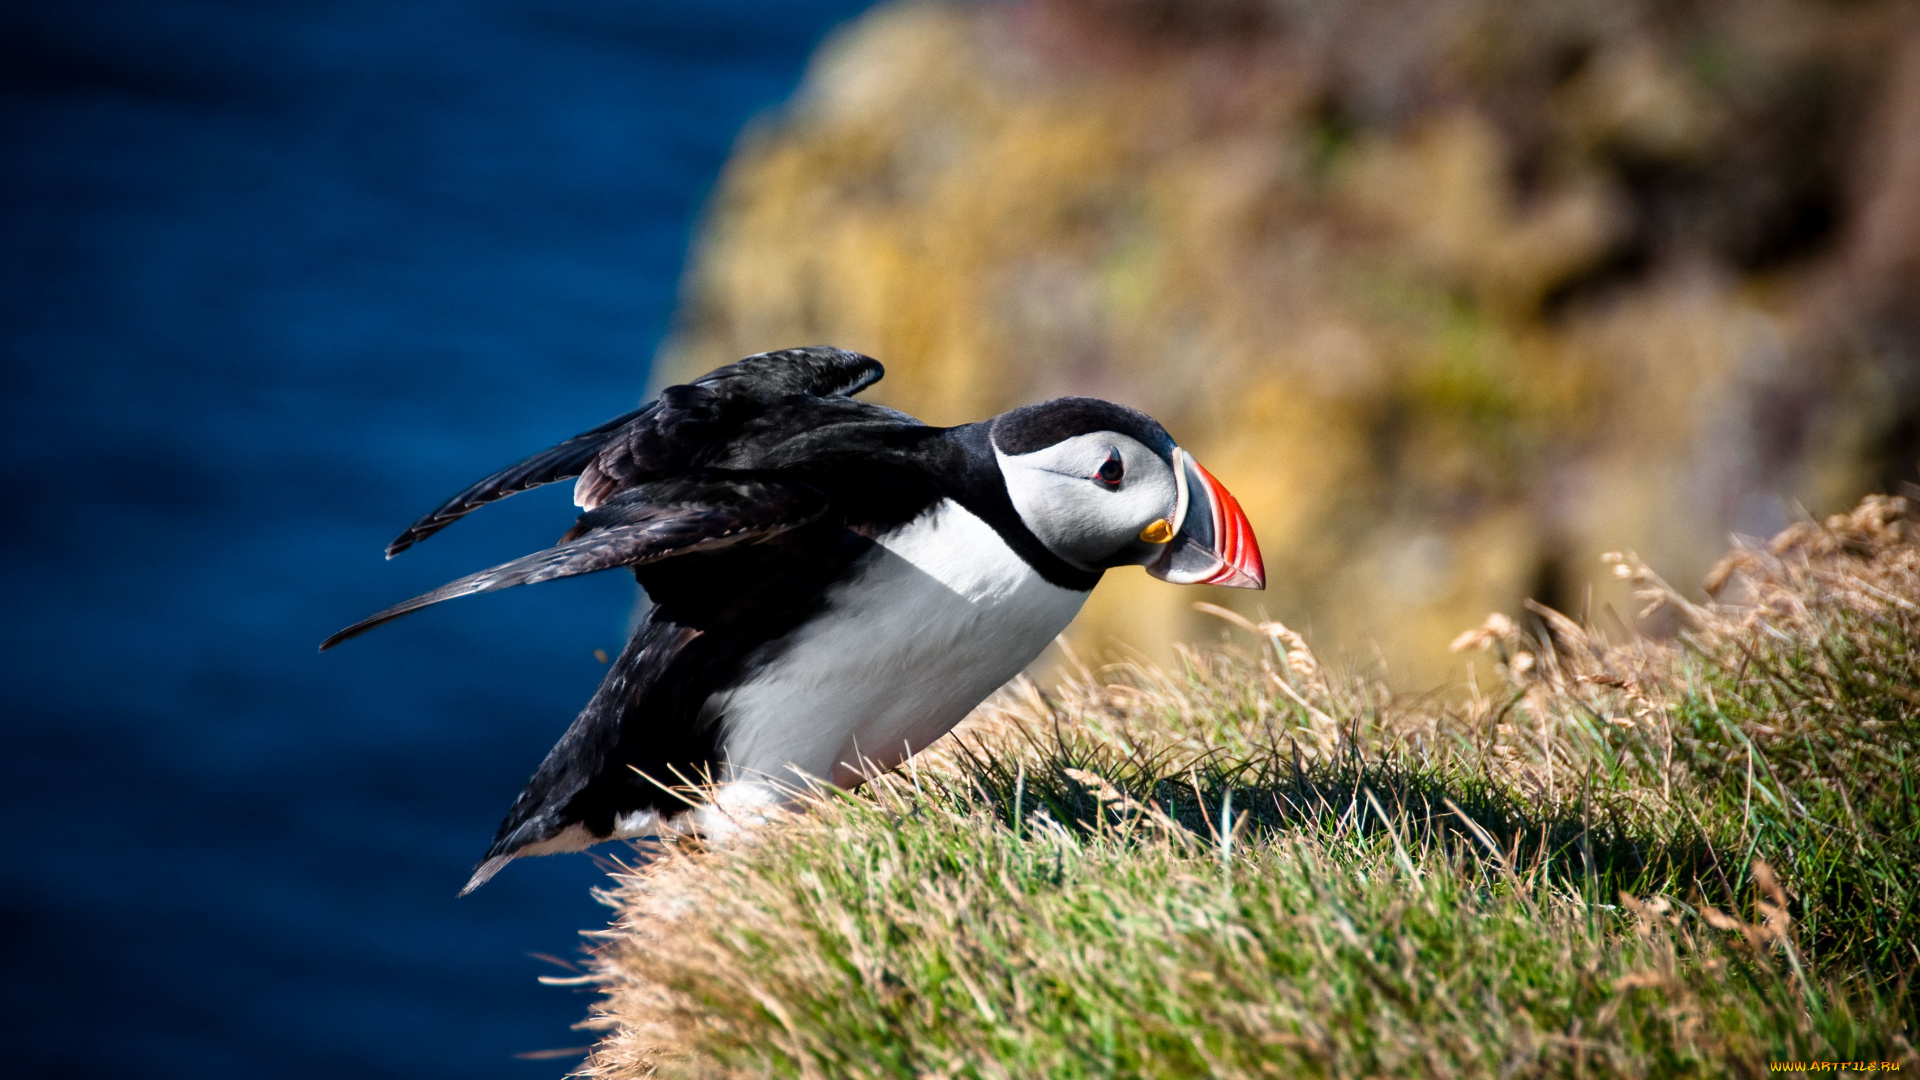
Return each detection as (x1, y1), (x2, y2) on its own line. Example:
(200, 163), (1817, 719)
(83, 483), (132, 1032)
(324, 347), (1264, 893)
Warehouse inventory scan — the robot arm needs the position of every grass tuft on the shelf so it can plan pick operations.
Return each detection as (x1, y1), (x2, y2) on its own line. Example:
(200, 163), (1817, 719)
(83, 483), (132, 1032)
(571, 496), (1920, 1078)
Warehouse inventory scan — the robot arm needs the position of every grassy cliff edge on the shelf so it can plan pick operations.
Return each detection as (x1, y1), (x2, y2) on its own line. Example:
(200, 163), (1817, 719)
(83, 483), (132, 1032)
(568, 495), (1920, 1078)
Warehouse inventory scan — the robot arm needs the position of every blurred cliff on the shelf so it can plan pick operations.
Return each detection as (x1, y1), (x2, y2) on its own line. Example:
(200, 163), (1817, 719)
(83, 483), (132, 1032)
(658, 0), (1920, 685)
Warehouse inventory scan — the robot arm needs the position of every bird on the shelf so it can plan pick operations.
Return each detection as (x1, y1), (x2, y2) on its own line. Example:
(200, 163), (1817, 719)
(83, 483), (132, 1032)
(323, 347), (1263, 893)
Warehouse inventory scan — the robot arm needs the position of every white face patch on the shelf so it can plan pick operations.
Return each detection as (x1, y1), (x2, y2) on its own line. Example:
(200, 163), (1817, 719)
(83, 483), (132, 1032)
(994, 432), (1179, 570)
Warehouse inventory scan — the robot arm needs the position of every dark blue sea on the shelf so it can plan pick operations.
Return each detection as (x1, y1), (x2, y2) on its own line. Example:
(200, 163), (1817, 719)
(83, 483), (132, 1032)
(0, 3), (871, 1075)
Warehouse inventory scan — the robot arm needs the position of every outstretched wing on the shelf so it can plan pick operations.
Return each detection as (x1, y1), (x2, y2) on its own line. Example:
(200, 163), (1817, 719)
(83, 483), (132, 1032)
(383, 406), (649, 557)
(383, 346), (881, 556)
(324, 478), (827, 651)
(570, 347), (882, 511)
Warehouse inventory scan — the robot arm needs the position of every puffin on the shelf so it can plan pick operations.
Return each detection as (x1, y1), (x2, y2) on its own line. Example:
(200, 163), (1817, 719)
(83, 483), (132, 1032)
(323, 347), (1263, 892)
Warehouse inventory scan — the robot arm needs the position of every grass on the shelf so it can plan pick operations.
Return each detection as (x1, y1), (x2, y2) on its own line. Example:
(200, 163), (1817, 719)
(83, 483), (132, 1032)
(565, 496), (1920, 1078)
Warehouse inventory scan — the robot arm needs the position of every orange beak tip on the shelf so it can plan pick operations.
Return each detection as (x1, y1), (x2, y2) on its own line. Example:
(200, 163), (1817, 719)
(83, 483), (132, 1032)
(1191, 459), (1265, 590)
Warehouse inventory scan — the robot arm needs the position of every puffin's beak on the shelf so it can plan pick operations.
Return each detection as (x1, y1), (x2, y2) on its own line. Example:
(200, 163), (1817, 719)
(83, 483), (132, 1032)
(1145, 448), (1265, 589)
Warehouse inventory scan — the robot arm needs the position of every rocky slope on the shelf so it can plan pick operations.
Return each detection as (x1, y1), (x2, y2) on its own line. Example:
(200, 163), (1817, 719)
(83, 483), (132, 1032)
(658, 0), (1920, 683)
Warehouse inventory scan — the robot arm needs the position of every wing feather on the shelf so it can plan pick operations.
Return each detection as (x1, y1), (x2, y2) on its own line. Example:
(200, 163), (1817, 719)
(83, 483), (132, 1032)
(572, 348), (883, 510)
(325, 480), (825, 651)
(384, 405), (650, 557)
(691, 346), (883, 399)
(383, 347), (882, 556)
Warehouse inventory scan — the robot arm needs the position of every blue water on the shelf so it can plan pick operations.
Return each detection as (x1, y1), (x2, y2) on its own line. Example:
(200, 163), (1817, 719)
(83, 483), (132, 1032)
(0, 3), (871, 1075)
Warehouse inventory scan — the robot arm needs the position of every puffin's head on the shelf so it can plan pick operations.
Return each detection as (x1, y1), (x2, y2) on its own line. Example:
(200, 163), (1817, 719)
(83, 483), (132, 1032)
(990, 397), (1264, 589)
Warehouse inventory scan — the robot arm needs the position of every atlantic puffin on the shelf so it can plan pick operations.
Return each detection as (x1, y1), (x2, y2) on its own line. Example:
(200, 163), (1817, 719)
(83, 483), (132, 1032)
(323, 347), (1263, 892)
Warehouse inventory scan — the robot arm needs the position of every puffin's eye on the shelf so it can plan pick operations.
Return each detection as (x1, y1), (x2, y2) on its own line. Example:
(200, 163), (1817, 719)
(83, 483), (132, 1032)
(1094, 450), (1124, 487)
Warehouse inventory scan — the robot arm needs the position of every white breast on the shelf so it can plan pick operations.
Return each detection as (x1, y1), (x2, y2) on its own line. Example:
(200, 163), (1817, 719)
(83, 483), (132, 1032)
(710, 498), (1088, 792)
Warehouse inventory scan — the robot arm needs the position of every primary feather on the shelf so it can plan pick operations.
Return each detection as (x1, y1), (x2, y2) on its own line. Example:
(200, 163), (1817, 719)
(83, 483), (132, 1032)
(322, 478), (828, 650)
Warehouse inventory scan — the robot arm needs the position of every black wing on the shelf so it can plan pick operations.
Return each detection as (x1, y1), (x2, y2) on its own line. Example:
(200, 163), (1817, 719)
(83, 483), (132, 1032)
(689, 345), (883, 399)
(570, 347), (882, 511)
(323, 478), (827, 651)
(384, 346), (882, 556)
(383, 405), (648, 557)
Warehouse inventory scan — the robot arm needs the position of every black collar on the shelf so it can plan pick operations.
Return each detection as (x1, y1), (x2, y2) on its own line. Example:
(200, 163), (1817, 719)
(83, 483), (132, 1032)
(934, 423), (1103, 593)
